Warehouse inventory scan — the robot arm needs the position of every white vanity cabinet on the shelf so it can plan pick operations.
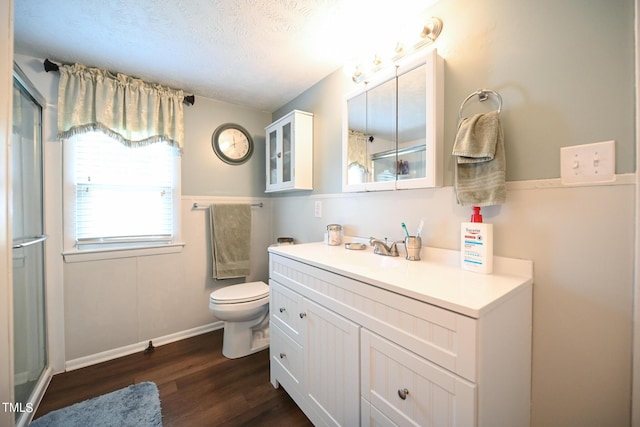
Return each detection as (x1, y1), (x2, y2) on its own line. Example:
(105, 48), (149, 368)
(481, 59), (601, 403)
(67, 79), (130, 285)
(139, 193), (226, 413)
(270, 280), (360, 427)
(265, 110), (313, 193)
(269, 243), (533, 427)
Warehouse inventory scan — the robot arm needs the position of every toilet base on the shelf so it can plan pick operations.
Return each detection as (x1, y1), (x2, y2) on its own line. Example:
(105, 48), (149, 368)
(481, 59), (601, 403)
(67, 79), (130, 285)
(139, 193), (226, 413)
(221, 310), (270, 359)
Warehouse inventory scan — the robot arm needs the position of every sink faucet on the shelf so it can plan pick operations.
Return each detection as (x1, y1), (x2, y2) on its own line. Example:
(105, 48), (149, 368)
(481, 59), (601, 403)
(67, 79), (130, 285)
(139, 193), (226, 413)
(369, 238), (400, 257)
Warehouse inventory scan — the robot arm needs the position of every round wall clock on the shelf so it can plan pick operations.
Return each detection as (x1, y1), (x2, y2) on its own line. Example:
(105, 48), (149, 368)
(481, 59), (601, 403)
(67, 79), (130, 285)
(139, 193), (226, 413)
(211, 123), (254, 165)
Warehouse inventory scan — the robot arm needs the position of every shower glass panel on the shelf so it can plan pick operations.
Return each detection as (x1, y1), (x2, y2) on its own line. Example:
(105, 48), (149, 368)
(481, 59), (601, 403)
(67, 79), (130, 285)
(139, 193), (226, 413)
(12, 72), (46, 419)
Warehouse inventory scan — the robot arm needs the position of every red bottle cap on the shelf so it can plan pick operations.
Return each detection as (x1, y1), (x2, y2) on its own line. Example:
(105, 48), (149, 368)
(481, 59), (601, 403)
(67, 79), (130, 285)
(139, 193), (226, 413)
(471, 206), (483, 223)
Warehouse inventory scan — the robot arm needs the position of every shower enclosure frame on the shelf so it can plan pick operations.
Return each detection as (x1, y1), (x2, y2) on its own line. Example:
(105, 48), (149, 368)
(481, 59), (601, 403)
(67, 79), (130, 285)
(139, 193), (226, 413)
(9, 63), (53, 427)
(0, 5), (14, 426)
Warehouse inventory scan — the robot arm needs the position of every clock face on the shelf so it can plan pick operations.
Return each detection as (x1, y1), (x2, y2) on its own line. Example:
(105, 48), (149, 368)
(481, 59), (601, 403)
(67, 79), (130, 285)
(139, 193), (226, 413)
(212, 124), (254, 165)
(219, 129), (249, 158)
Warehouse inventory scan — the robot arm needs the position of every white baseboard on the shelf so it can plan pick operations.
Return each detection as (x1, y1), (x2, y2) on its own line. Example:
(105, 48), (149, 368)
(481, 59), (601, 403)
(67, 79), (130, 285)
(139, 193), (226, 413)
(65, 322), (224, 372)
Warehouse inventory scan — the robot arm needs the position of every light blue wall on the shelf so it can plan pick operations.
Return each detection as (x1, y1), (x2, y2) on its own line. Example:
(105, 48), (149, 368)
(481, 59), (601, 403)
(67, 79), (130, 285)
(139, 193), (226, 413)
(274, 0), (635, 189)
(182, 96), (271, 197)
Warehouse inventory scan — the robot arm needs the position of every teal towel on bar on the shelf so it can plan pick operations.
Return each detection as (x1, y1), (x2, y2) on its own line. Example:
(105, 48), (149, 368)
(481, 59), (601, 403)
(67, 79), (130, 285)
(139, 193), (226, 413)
(452, 110), (506, 206)
(209, 204), (251, 279)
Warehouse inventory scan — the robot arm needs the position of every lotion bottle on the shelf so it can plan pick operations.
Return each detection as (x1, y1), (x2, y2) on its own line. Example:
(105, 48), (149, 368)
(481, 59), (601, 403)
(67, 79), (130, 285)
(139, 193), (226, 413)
(461, 206), (493, 274)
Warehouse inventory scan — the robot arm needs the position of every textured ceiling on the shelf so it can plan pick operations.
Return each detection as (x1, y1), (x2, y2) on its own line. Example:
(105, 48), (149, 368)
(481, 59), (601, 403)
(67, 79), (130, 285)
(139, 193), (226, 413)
(14, 0), (437, 112)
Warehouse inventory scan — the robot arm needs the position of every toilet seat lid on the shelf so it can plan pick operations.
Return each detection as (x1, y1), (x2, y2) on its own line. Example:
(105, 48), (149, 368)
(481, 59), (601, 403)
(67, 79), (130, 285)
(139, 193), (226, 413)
(210, 281), (269, 304)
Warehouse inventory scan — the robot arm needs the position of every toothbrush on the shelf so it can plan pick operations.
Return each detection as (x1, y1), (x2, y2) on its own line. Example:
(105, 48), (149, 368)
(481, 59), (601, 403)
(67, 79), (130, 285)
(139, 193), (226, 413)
(416, 218), (424, 238)
(401, 222), (410, 238)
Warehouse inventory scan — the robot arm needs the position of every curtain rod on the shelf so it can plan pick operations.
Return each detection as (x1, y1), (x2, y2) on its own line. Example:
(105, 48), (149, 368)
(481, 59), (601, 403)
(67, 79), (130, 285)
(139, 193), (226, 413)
(43, 58), (195, 106)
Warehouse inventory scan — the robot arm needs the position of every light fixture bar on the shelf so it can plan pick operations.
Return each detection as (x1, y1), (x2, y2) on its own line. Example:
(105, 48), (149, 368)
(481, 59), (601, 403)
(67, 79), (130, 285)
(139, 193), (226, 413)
(352, 16), (443, 83)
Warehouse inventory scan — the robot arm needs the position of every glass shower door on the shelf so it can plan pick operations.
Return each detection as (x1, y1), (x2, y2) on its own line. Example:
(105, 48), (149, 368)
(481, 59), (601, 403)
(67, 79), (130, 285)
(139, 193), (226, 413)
(12, 72), (46, 418)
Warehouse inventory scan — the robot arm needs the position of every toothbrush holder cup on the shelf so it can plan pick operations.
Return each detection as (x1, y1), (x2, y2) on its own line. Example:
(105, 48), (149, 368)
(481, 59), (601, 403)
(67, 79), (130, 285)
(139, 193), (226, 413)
(404, 236), (422, 261)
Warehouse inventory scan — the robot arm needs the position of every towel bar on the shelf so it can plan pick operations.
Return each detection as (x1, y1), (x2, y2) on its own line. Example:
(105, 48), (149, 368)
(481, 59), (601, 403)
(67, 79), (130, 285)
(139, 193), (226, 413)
(192, 202), (263, 209)
(458, 89), (502, 121)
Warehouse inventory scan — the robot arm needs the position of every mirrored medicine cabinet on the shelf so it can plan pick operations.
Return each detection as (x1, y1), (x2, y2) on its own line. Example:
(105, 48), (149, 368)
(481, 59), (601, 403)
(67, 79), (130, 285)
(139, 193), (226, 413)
(342, 48), (443, 192)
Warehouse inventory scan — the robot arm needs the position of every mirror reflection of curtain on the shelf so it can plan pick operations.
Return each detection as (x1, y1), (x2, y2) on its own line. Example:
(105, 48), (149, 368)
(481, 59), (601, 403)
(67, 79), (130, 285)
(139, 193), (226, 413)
(57, 63), (185, 149)
(347, 130), (367, 184)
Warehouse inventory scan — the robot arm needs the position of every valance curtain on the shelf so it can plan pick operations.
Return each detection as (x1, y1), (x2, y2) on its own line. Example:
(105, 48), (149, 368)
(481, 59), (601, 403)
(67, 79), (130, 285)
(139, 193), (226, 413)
(347, 129), (368, 169)
(57, 63), (185, 150)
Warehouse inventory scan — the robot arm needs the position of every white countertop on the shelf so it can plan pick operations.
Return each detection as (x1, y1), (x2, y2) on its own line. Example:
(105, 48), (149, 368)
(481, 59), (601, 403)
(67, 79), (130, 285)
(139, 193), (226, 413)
(268, 241), (533, 318)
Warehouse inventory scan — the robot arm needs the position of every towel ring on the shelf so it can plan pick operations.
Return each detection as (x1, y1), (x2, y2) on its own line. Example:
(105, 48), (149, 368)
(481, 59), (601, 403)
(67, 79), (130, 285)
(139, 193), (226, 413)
(458, 89), (503, 121)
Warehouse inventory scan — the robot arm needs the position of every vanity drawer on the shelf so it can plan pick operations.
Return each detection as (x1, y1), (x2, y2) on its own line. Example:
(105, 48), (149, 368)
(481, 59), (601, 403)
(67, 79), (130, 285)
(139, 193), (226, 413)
(361, 329), (476, 427)
(270, 254), (478, 381)
(270, 280), (305, 344)
(270, 324), (303, 387)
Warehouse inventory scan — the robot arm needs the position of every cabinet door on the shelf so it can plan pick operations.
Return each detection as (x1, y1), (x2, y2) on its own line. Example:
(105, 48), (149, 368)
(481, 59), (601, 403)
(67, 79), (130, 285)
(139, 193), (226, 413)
(362, 330), (476, 427)
(394, 50), (442, 190)
(265, 110), (313, 193)
(303, 298), (360, 427)
(267, 126), (279, 190)
(266, 117), (294, 191)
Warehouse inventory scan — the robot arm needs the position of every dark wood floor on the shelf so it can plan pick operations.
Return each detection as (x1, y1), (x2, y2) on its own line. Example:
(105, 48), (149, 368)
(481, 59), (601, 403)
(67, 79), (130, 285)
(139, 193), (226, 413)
(34, 329), (312, 426)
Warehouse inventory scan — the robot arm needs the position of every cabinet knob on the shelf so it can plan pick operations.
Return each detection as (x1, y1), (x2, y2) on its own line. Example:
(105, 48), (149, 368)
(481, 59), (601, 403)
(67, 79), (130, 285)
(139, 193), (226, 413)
(279, 352), (286, 359)
(277, 152), (282, 158)
(299, 312), (307, 318)
(279, 307), (286, 313)
(398, 388), (409, 400)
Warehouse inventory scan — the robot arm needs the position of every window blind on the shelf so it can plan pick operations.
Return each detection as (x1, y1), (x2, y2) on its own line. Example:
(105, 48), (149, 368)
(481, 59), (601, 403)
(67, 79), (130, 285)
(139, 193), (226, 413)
(72, 132), (175, 247)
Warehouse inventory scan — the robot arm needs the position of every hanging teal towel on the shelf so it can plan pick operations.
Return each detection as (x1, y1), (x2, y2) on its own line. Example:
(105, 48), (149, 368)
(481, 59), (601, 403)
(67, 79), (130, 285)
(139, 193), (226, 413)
(209, 204), (251, 279)
(452, 110), (506, 206)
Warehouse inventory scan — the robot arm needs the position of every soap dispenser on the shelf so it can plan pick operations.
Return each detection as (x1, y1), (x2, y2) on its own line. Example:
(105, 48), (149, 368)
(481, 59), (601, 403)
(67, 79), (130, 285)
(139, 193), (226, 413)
(461, 206), (493, 274)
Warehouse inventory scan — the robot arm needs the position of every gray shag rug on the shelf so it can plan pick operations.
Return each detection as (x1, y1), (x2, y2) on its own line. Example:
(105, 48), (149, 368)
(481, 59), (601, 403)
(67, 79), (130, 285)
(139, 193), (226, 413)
(30, 381), (162, 427)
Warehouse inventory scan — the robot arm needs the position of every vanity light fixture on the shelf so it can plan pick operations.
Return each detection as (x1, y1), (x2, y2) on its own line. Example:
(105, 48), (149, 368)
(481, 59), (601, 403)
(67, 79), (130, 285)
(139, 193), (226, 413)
(350, 16), (443, 83)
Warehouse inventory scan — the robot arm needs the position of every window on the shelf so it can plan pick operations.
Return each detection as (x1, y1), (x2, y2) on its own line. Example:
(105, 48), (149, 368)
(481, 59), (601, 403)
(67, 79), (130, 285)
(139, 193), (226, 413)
(63, 131), (182, 259)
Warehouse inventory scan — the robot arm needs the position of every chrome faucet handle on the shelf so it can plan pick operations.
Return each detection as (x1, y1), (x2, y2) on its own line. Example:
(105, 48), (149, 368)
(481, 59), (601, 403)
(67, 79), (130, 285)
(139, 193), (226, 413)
(388, 241), (401, 257)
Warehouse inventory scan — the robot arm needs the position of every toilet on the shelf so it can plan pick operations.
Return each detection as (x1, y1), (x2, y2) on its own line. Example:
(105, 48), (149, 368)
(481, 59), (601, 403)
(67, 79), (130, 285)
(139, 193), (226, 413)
(209, 281), (270, 359)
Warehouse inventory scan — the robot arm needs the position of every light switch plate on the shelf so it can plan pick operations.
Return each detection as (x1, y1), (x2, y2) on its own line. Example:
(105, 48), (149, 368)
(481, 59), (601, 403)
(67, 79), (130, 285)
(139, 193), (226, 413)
(314, 201), (322, 218)
(560, 140), (615, 185)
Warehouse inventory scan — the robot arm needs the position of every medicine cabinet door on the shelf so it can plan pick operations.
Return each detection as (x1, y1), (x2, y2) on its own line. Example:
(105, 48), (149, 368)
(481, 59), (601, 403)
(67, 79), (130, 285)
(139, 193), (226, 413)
(343, 73), (397, 192)
(342, 47), (443, 192)
(395, 48), (443, 189)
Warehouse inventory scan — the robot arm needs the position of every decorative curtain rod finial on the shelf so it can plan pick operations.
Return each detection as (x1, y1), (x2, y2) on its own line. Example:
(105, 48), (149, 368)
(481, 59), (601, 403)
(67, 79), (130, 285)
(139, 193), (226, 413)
(43, 58), (59, 72)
